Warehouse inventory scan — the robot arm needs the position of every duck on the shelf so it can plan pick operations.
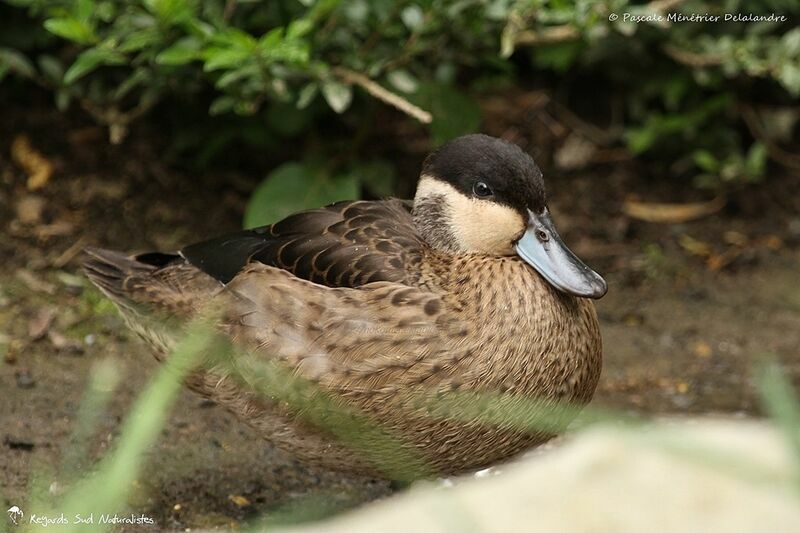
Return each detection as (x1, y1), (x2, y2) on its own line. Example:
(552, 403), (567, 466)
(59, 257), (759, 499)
(84, 134), (607, 481)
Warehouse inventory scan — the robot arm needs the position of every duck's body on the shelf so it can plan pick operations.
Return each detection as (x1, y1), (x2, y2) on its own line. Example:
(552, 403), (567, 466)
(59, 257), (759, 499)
(85, 135), (605, 479)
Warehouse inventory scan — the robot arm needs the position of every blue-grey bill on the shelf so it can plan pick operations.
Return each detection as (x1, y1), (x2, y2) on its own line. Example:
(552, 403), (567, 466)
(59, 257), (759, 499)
(515, 209), (607, 299)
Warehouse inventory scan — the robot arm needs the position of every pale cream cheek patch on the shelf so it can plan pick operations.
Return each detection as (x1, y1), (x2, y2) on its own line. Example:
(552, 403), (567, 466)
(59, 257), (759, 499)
(415, 176), (526, 255)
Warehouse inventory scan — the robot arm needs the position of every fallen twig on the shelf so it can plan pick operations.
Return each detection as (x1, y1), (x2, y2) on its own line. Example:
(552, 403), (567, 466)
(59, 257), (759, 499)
(512, 25), (579, 46)
(53, 236), (91, 269)
(661, 44), (725, 68)
(623, 196), (726, 223)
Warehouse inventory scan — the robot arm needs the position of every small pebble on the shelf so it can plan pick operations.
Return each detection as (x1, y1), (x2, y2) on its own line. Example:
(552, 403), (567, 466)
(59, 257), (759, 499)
(16, 369), (36, 389)
(671, 393), (693, 409)
(48, 330), (85, 355)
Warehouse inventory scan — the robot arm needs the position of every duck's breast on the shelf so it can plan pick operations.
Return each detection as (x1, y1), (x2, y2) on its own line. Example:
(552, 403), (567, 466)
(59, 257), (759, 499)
(441, 256), (603, 404)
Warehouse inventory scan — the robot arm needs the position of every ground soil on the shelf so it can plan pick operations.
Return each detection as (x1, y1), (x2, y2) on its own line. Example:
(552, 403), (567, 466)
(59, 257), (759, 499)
(1, 103), (799, 531)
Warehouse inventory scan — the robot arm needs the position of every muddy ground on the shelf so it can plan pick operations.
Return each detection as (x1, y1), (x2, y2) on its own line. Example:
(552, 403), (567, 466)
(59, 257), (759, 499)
(1, 103), (799, 531)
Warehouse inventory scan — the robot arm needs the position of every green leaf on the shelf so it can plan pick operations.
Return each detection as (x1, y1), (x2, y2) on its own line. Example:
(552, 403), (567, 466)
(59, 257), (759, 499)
(156, 37), (201, 65)
(113, 69), (149, 100)
(209, 95), (236, 115)
(410, 82), (480, 145)
(266, 103), (313, 137)
(75, 0), (93, 23)
(758, 362), (800, 470)
(258, 28), (284, 50)
(184, 18), (215, 38)
(355, 160), (396, 197)
(55, 89), (71, 111)
(532, 42), (583, 72)
(0, 48), (35, 79)
(782, 28), (800, 55)
(211, 28), (257, 50)
(144, 0), (193, 25)
(343, 0), (369, 22)
(257, 27), (310, 65)
(244, 162), (360, 228)
(744, 142), (767, 180)
(44, 17), (97, 45)
(321, 81), (353, 113)
(203, 47), (253, 71)
(214, 67), (255, 90)
(296, 83), (318, 109)
(625, 95), (731, 154)
(37, 55), (64, 83)
(692, 150), (719, 173)
(625, 126), (657, 154)
(94, 1), (116, 22)
(287, 19), (313, 39)
(778, 62), (800, 96)
(202, 30), (257, 71)
(401, 5), (424, 31)
(387, 69), (418, 94)
(64, 48), (126, 84)
(118, 28), (162, 53)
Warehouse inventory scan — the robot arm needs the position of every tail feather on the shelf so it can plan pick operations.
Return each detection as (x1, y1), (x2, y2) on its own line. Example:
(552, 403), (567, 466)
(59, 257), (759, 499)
(83, 246), (222, 354)
(83, 247), (157, 313)
(83, 248), (155, 310)
(83, 246), (221, 315)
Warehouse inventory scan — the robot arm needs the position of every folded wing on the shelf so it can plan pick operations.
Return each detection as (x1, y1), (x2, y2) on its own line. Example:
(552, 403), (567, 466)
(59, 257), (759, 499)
(182, 199), (424, 288)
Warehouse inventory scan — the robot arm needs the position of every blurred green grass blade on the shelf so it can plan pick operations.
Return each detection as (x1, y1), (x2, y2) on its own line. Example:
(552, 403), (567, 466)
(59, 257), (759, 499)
(16, 360), (122, 530)
(219, 356), (433, 482)
(758, 361), (800, 482)
(61, 358), (122, 483)
(33, 324), (217, 532)
(419, 388), (642, 435)
(245, 490), (373, 530)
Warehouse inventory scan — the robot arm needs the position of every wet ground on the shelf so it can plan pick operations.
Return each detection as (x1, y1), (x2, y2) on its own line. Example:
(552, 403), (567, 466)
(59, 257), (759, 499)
(1, 106), (799, 530)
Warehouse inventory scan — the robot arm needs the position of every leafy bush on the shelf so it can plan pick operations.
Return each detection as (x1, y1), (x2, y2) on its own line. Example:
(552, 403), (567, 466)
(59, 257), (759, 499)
(1, 0), (799, 225)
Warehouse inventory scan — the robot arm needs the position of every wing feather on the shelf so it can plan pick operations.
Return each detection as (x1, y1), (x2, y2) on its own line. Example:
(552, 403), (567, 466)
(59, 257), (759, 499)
(182, 199), (423, 288)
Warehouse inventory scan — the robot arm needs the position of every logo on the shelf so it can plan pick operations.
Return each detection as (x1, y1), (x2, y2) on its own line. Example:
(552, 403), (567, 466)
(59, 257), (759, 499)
(7, 506), (23, 525)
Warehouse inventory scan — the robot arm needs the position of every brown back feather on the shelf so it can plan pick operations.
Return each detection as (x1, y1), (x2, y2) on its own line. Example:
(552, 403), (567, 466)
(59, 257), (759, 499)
(182, 199), (425, 288)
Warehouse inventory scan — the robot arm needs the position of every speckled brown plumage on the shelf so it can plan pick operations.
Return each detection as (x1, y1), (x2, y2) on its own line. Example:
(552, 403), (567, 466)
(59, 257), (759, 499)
(84, 134), (604, 479)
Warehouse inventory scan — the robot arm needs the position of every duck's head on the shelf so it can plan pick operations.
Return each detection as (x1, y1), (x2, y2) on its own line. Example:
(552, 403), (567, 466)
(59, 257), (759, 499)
(413, 134), (607, 299)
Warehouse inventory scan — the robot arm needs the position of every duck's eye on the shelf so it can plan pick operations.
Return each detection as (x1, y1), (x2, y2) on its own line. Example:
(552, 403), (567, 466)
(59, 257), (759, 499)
(473, 181), (493, 198)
